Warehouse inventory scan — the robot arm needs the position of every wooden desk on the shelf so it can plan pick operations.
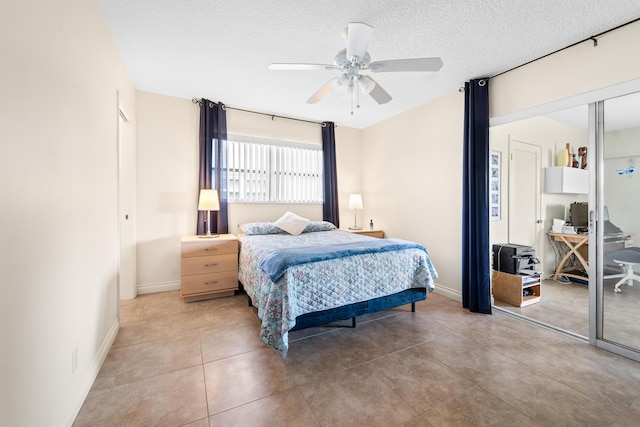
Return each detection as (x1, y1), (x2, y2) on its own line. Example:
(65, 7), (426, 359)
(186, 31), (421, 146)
(547, 232), (634, 281)
(547, 232), (589, 281)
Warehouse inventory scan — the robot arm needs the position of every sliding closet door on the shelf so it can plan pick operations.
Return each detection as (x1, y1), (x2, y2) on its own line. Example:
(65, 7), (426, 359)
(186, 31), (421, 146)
(592, 92), (640, 361)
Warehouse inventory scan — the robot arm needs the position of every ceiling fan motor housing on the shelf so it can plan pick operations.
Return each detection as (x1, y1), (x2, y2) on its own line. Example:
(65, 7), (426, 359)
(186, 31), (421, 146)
(334, 48), (371, 70)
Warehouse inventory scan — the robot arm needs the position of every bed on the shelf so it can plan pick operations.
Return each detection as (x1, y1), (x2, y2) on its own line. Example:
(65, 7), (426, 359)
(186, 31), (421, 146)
(238, 220), (437, 356)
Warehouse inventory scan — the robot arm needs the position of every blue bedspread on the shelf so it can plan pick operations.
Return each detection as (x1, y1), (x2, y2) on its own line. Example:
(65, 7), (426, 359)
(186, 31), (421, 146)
(259, 238), (427, 282)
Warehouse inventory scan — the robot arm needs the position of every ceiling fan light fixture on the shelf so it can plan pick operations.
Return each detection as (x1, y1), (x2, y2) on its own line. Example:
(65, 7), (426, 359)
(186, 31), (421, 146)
(358, 75), (376, 94)
(342, 84), (355, 100)
(332, 74), (350, 94)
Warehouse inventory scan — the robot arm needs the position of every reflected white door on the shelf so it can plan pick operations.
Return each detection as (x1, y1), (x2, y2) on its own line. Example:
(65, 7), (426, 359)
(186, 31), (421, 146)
(508, 138), (542, 252)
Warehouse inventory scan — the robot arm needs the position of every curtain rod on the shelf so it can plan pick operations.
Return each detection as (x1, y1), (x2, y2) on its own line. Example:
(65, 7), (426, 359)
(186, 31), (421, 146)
(490, 17), (640, 80)
(191, 98), (325, 126)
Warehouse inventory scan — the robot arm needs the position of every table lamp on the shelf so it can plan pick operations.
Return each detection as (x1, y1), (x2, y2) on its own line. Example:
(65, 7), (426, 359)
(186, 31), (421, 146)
(198, 189), (220, 238)
(348, 193), (363, 230)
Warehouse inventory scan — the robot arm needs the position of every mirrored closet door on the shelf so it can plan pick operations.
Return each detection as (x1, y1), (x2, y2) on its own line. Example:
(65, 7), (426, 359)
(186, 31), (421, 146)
(593, 92), (640, 359)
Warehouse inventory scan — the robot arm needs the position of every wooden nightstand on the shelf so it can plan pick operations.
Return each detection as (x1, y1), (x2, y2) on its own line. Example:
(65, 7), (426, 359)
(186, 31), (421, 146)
(340, 229), (385, 238)
(180, 234), (238, 302)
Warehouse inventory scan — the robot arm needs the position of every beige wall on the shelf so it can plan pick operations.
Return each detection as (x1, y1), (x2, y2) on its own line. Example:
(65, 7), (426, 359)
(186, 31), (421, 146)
(0, 0), (135, 425)
(361, 92), (464, 298)
(491, 21), (640, 120)
(135, 93), (363, 293)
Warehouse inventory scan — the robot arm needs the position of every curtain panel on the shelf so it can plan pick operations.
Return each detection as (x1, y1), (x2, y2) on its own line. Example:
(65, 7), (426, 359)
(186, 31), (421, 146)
(321, 121), (340, 228)
(198, 99), (228, 235)
(462, 79), (492, 314)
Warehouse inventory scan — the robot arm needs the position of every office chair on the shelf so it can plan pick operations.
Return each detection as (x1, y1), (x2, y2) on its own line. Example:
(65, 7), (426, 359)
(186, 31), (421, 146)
(605, 247), (640, 293)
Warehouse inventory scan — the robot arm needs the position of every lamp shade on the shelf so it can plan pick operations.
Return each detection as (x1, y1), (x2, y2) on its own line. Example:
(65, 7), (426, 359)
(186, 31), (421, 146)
(348, 193), (363, 210)
(198, 189), (220, 211)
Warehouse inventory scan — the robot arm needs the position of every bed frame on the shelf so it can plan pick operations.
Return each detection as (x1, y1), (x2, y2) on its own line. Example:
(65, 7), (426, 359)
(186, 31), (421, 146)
(245, 286), (426, 331)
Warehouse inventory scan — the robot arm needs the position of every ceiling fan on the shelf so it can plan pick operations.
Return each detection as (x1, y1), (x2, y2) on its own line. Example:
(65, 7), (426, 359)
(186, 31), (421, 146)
(268, 22), (443, 113)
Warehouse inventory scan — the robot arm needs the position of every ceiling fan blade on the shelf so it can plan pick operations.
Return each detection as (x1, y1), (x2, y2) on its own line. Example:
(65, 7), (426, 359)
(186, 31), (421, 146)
(268, 63), (338, 71)
(306, 79), (336, 104)
(368, 80), (392, 104)
(369, 57), (443, 73)
(346, 22), (374, 62)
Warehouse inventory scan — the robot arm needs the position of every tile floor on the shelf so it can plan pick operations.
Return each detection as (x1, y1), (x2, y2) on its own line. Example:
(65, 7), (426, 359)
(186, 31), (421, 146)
(495, 278), (640, 350)
(74, 290), (640, 426)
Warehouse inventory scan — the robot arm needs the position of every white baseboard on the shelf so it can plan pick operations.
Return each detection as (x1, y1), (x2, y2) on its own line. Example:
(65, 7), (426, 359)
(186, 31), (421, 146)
(137, 280), (180, 295)
(432, 283), (462, 302)
(58, 318), (119, 427)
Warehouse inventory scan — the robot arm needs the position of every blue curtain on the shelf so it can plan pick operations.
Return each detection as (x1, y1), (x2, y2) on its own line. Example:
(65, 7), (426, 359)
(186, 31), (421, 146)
(321, 121), (340, 227)
(198, 99), (228, 235)
(462, 79), (491, 314)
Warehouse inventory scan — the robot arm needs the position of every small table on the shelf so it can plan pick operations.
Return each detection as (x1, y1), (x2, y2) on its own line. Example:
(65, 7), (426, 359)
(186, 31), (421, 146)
(547, 232), (589, 281)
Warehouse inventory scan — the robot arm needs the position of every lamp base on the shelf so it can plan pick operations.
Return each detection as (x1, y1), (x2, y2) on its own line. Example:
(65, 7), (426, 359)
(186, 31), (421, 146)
(348, 227), (362, 230)
(198, 234), (219, 239)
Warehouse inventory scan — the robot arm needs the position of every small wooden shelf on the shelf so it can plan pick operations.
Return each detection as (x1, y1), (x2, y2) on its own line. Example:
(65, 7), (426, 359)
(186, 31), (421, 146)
(492, 270), (541, 307)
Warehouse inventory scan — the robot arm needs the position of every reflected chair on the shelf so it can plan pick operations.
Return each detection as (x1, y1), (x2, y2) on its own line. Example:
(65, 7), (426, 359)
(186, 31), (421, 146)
(605, 247), (640, 293)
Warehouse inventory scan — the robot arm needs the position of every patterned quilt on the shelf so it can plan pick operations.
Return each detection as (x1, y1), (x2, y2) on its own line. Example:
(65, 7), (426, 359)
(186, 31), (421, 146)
(238, 230), (437, 355)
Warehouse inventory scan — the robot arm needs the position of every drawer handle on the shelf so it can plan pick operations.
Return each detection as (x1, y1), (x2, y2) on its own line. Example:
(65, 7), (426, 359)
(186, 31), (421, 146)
(205, 248), (217, 251)
(204, 280), (219, 285)
(204, 263), (218, 267)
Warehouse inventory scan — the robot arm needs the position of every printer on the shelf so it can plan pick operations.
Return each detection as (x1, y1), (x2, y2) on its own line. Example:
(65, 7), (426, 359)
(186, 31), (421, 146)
(492, 243), (540, 275)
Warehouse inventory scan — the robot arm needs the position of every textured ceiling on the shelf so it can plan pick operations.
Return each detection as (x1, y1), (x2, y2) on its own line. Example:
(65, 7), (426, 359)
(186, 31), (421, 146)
(98, 0), (640, 129)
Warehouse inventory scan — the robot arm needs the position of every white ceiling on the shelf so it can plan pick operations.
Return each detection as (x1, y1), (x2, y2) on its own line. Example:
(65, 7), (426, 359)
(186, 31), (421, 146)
(98, 0), (640, 129)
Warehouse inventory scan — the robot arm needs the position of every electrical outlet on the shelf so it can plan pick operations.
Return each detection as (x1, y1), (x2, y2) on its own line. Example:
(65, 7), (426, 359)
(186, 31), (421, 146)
(71, 347), (78, 374)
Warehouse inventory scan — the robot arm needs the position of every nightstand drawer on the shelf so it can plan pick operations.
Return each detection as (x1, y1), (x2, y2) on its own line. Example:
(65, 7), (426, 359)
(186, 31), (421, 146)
(181, 253), (238, 275)
(180, 270), (238, 295)
(181, 240), (238, 257)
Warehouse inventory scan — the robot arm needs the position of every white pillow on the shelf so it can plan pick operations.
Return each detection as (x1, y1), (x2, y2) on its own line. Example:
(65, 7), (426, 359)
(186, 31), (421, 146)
(274, 211), (310, 236)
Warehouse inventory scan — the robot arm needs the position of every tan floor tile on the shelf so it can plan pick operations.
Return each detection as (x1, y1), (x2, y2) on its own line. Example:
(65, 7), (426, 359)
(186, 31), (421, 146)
(298, 364), (421, 427)
(74, 366), (207, 426)
(209, 388), (320, 427)
(422, 385), (539, 426)
(140, 290), (198, 318)
(196, 294), (260, 331)
(201, 321), (264, 362)
(360, 346), (476, 413)
(281, 331), (362, 386)
(612, 395), (640, 427)
(416, 300), (494, 333)
(204, 347), (296, 415)
(182, 417), (210, 427)
(72, 388), (113, 426)
(519, 337), (640, 411)
(112, 333), (203, 385)
(414, 331), (523, 384)
(482, 367), (620, 426)
(113, 309), (210, 348)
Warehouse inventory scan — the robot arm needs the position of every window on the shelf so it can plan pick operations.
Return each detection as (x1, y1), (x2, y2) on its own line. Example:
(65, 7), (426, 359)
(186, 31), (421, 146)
(224, 136), (323, 203)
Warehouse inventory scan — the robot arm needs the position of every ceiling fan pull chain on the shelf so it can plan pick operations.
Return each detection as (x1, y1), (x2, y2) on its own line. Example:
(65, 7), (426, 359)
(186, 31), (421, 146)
(350, 87), (354, 115)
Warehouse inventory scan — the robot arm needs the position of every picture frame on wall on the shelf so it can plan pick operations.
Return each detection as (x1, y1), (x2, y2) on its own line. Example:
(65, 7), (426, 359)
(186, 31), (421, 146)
(490, 151), (501, 221)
